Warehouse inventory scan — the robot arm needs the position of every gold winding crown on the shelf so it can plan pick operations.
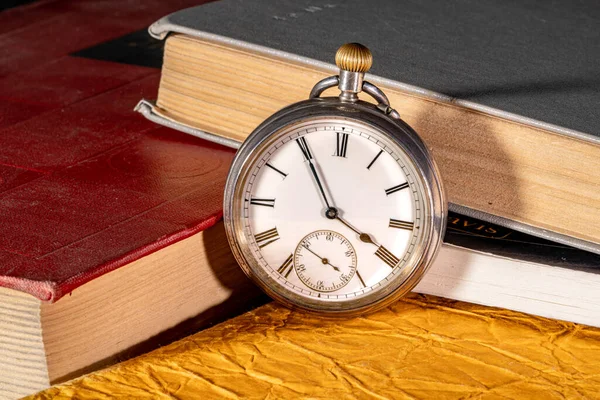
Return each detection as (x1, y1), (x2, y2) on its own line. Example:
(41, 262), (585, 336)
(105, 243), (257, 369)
(335, 43), (373, 73)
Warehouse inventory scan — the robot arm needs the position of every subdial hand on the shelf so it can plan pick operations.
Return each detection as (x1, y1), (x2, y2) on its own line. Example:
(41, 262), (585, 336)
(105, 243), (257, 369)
(302, 245), (341, 272)
(334, 214), (380, 247)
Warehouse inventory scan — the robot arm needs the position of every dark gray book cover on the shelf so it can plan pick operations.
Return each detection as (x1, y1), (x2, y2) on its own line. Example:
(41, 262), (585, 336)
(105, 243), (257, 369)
(151, 0), (600, 140)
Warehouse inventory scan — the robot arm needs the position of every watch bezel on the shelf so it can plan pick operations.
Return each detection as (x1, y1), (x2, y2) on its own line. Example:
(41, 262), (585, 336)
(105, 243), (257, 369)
(224, 97), (446, 316)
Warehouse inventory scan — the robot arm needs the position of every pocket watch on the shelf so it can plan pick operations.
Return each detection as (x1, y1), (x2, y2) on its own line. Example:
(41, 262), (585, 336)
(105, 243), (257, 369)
(224, 43), (446, 315)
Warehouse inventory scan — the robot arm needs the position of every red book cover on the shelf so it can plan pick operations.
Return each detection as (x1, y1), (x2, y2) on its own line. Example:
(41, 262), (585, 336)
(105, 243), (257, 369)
(0, 0), (229, 302)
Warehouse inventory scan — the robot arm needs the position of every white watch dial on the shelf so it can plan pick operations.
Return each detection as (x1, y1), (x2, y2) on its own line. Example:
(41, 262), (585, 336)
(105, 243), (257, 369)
(239, 118), (426, 302)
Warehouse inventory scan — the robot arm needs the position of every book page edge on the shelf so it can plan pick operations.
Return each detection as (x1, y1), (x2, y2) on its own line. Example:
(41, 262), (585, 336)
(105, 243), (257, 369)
(416, 244), (600, 327)
(147, 19), (600, 146)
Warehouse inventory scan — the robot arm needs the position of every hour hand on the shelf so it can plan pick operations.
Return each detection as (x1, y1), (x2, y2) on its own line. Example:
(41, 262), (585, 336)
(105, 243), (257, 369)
(334, 214), (380, 247)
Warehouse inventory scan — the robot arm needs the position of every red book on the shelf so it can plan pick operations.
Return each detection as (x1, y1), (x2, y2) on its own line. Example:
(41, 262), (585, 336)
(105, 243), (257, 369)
(0, 1), (265, 398)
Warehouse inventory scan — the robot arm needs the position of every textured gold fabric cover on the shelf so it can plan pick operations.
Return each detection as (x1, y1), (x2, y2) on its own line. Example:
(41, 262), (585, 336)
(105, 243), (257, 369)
(30, 294), (600, 399)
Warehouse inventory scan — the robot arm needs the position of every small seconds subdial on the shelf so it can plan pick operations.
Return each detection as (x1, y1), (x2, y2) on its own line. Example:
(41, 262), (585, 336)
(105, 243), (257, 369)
(293, 230), (358, 292)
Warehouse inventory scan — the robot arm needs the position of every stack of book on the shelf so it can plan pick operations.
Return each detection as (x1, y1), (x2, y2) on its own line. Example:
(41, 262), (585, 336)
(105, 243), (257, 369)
(137, 0), (600, 323)
(2, 0), (599, 398)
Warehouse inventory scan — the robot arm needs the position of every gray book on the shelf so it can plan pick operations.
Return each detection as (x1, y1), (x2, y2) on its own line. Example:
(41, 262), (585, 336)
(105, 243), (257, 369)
(136, 0), (600, 255)
(133, 0), (600, 326)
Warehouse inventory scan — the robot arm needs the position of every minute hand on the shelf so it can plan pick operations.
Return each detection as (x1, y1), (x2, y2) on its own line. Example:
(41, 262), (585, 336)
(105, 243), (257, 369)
(308, 162), (332, 209)
(296, 138), (334, 210)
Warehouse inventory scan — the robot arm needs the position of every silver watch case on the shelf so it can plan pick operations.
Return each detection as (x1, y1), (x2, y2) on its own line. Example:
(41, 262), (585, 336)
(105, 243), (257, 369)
(223, 97), (447, 315)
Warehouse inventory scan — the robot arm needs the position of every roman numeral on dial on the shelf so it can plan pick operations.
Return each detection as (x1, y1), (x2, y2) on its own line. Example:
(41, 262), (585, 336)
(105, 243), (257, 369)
(385, 182), (409, 196)
(389, 219), (414, 230)
(254, 227), (280, 248)
(375, 245), (400, 268)
(334, 132), (348, 157)
(296, 137), (312, 161)
(266, 163), (287, 178)
(249, 198), (275, 207)
(367, 150), (383, 170)
(277, 254), (294, 278)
